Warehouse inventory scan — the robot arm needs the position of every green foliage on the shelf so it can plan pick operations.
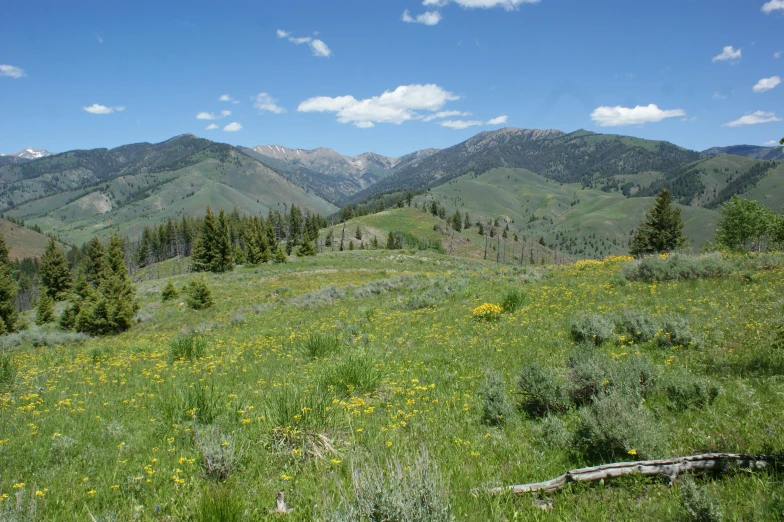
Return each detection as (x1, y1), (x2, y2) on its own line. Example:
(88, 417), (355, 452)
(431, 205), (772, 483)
(575, 389), (665, 461)
(184, 276), (214, 310)
(532, 414), (573, 450)
(680, 476), (724, 522)
(0, 233), (19, 334)
(566, 346), (613, 406)
(196, 425), (240, 481)
(161, 280), (179, 301)
(196, 484), (244, 522)
(614, 310), (661, 342)
(478, 370), (515, 426)
(168, 333), (207, 362)
(517, 361), (571, 417)
(630, 189), (687, 255)
(660, 368), (720, 411)
(39, 236), (71, 300)
(500, 288), (525, 313)
(273, 244), (288, 264)
(0, 353), (17, 391)
(297, 235), (317, 256)
(716, 196), (779, 252)
(623, 253), (732, 282)
(191, 207), (235, 273)
(158, 381), (222, 424)
(35, 294), (55, 325)
(570, 314), (615, 345)
(300, 332), (343, 359)
(318, 351), (386, 397)
(262, 385), (334, 434)
(331, 448), (453, 522)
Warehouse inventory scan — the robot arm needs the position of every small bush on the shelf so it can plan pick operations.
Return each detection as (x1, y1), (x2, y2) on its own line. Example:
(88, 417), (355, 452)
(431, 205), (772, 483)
(196, 483), (245, 522)
(0, 327), (90, 348)
(300, 332), (343, 359)
(0, 353), (17, 390)
(161, 280), (179, 302)
(185, 277), (214, 310)
(196, 425), (240, 481)
(291, 285), (345, 308)
(500, 289), (525, 313)
(575, 389), (665, 461)
(50, 435), (79, 464)
(478, 370), (515, 426)
(406, 293), (437, 310)
(87, 345), (111, 362)
(614, 354), (659, 398)
(566, 346), (613, 406)
(615, 310), (661, 343)
(624, 253), (732, 283)
(330, 448), (453, 522)
(518, 361), (571, 417)
(229, 310), (246, 326)
(570, 314), (615, 345)
(168, 333), (207, 362)
(657, 317), (700, 348)
(318, 351), (385, 397)
(661, 368), (720, 411)
(680, 476), (724, 522)
(532, 414), (572, 450)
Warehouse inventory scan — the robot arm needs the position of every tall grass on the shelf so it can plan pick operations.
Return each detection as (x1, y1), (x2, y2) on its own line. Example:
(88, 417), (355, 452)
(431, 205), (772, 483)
(299, 332), (343, 359)
(318, 351), (386, 397)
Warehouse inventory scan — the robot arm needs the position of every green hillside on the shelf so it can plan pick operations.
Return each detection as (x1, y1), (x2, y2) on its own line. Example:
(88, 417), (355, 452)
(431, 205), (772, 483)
(0, 218), (54, 260)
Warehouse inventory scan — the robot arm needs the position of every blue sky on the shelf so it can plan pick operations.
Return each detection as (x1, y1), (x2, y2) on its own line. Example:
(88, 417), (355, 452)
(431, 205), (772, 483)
(1, 0), (783, 157)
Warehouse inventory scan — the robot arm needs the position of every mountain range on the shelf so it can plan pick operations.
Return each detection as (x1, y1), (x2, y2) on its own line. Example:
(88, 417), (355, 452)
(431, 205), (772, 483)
(0, 129), (781, 255)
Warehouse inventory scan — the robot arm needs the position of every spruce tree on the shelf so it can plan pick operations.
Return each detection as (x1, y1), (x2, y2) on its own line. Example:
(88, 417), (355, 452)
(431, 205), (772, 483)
(630, 189), (687, 256)
(40, 236), (72, 300)
(298, 235), (317, 257)
(213, 209), (234, 272)
(35, 294), (55, 325)
(273, 245), (288, 264)
(84, 237), (107, 287)
(161, 280), (179, 301)
(191, 207), (217, 272)
(0, 233), (19, 334)
(184, 276), (213, 310)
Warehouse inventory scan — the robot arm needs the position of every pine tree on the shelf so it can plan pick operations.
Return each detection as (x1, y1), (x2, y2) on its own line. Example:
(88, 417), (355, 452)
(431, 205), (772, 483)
(273, 245), (288, 264)
(84, 237), (106, 287)
(161, 280), (179, 301)
(355, 225), (362, 240)
(35, 294), (55, 325)
(0, 233), (19, 334)
(191, 207), (217, 272)
(630, 189), (687, 256)
(387, 231), (396, 250)
(184, 276), (213, 310)
(39, 236), (72, 300)
(451, 211), (462, 232)
(213, 209), (234, 272)
(297, 235), (317, 257)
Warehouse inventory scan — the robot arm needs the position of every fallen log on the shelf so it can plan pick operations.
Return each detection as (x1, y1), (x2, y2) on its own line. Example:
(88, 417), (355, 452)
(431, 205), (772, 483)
(483, 453), (782, 496)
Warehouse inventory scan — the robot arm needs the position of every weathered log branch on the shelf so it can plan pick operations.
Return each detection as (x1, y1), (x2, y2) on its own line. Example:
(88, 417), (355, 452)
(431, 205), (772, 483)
(483, 453), (783, 496)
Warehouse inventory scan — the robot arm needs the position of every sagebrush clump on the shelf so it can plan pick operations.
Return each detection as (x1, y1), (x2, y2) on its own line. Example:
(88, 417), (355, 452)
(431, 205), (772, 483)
(478, 370), (515, 426)
(518, 361), (571, 417)
(570, 314), (615, 345)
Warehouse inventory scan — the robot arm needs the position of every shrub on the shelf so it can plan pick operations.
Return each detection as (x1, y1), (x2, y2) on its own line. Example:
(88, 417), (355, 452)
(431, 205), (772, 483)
(300, 332), (343, 359)
(532, 414), (572, 450)
(168, 333), (207, 362)
(614, 354), (659, 398)
(575, 389), (665, 461)
(405, 293), (436, 310)
(318, 351), (385, 397)
(570, 314), (615, 345)
(566, 346), (612, 406)
(290, 285), (345, 308)
(330, 448), (453, 522)
(185, 277), (214, 310)
(661, 368), (720, 411)
(500, 289), (525, 313)
(50, 435), (79, 464)
(517, 361), (571, 417)
(196, 483), (245, 522)
(478, 370), (515, 426)
(623, 253), (732, 283)
(614, 310), (661, 343)
(0, 353), (16, 390)
(196, 425), (240, 481)
(161, 280), (179, 302)
(657, 317), (700, 348)
(88, 345), (111, 362)
(0, 327), (90, 348)
(680, 476), (724, 522)
(472, 303), (502, 322)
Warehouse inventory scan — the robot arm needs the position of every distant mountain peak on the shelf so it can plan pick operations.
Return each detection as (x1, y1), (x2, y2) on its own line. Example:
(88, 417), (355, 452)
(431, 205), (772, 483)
(701, 144), (784, 161)
(5, 147), (55, 159)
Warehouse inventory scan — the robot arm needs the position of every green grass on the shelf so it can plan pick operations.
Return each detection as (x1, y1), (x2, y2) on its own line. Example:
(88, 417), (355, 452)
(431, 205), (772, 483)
(1, 250), (783, 520)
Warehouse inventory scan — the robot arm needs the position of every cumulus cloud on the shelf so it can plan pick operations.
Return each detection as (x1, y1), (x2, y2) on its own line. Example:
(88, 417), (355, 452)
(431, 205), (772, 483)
(762, 0), (784, 14)
(723, 111), (781, 127)
(298, 84), (459, 128)
(764, 139), (780, 146)
(219, 94), (239, 104)
(712, 91), (728, 100)
(196, 111), (230, 120)
(0, 65), (26, 78)
(277, 29), (332, 57)
(83, 104), (125, 114)
(422, 110), (471, 122)
(223, 122), (243, 132)
(712, 46), (741, 63)
(424, 0), (539, 9)
(590, 104), (685, 126)
(486, 114), (508, 125)
(205, 123), (219, 130)
(253, 93), (286, 114)
(439, 119), (484, 129)
(402, 9), (442, 25)
(753, 76), (781, 92)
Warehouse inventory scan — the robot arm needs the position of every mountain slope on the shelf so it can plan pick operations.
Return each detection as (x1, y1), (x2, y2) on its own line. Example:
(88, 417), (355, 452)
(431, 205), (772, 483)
(0, 218), (56, 260)
(702, 145), (784, 161)
(1, 148), (54, 160)
(349, 128), (701, 203)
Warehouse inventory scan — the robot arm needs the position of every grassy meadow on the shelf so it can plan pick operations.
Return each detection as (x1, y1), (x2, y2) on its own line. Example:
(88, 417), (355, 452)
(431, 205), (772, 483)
(1, 250), (784, 520)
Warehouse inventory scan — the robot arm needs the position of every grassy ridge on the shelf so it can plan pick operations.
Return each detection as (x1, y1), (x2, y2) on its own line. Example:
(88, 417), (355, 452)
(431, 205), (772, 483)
(1, 251), (783, 520)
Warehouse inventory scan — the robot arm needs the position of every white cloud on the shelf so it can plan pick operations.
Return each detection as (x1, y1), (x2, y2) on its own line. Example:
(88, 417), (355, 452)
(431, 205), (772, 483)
(219, 94), (239, 104)
(422, 110), (471, 122)
(425, 0), (539, 9)
(298, 84), (459, 128)
(277, 29), (332, 57)
(712, 46), (741, 63)
(221, 110), (231, 117)
(205, 124), (219, 130)
(402, 9), (442, 25)
(83, 103), (125, 114)
(723, 111), (782, 127)
(223, 122), (243, 132)
(486, 114), (508, 125)
(775, 51), (783, 59)
(197, 112), (218, 120)
(253, 93), (286, 114)
(712, 91), (727, 100)
(753, 76), (781, 92)
(764, 139), (780, 146)
(762, 0), (784, 14)
(439, 119), (484, 129)
(590, 104), (685, 126)
(0, 65), (26, 78)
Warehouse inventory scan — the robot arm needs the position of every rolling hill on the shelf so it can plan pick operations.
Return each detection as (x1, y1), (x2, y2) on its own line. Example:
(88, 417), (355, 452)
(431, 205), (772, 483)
(0, 218), (56, 260)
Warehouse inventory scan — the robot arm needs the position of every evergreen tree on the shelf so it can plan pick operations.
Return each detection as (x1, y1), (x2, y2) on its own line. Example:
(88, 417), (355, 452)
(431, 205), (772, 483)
(0, 233), (19, 333)
(184, 276), (214, 310)
(464, 212), (471, 229)
(84, 237), (107, 287)
(387, 231), (396, 249)
(213, 209), (234, 273)
(191, 207), (217, 272)
(39, 236), (71, 300)
(451, 211), (462, 232)
(35, 294), (55, 325)
(355, 225), (362, 240)
(298, 235), (317, 257)
(630, 189), (687, 256)
(273, 245), (288, 264)
(161, 280), (179, 302)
